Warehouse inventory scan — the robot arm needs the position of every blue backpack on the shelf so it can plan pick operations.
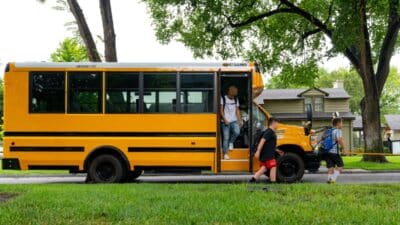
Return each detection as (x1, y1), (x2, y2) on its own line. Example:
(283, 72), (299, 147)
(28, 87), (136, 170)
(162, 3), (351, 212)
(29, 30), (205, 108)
(320, 128), (336, 153)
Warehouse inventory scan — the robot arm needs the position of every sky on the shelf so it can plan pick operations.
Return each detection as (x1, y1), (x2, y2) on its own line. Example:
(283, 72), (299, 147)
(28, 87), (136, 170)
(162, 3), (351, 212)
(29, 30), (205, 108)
(0, 0), (398, 78)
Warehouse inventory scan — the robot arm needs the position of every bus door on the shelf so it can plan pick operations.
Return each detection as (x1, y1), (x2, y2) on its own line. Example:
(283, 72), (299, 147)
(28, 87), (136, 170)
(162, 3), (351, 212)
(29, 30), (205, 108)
(219, 72), (252, 172)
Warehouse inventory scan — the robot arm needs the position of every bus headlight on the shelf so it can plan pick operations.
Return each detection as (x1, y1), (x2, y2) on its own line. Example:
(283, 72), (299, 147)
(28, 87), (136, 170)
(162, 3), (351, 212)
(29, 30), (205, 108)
(310, 134), (318, 149)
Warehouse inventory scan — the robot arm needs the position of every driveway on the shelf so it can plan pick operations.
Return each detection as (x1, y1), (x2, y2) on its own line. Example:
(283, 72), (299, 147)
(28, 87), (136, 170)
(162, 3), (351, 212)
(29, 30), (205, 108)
(0, 173), (399, 184)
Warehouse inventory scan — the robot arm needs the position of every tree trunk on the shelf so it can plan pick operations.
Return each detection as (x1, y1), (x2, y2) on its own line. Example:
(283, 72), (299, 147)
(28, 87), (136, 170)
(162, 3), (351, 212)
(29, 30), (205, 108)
(355, 0), (387, 162)
(67, 0), (101, 62)
(360, 95), (388, 162)
(99, 0), (117, 62)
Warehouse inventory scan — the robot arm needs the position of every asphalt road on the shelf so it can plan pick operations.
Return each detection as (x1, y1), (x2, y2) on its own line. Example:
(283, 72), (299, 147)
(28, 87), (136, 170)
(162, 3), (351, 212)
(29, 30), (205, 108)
(0, 173), (399, 184)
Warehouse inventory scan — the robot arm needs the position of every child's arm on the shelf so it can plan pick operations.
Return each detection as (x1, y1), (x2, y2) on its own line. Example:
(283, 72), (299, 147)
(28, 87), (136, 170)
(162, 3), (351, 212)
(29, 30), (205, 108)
(275, 149), (284, 156)
(255, 138), (266, 159)
(336, 131), (347, 154)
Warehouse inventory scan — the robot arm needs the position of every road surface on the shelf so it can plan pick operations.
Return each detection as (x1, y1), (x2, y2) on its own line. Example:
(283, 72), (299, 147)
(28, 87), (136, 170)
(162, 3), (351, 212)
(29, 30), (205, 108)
(0, 173), (399, 184)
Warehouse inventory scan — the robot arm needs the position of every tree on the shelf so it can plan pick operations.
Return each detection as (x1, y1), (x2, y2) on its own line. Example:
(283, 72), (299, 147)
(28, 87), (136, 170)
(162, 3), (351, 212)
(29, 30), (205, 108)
(41, 0), (117, 62)
(50, 37), (89, 62)
(66, 0), (101, 61)
(146, 0), (400, 162)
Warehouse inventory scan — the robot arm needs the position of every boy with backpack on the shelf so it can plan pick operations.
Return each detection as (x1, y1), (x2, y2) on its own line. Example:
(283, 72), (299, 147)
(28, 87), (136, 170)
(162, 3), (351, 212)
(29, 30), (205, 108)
(220, 86), (242, 160)
(249, 117), (283, 183)
(320, 118), (346, 184)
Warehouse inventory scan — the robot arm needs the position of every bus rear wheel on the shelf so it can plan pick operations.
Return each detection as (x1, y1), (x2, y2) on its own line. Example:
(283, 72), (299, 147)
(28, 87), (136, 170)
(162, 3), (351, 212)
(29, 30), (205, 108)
(88, 154), (126, 183)
(277, 152), (304, 183)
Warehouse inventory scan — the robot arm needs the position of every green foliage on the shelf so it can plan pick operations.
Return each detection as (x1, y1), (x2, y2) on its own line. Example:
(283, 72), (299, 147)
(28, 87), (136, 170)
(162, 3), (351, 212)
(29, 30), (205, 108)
(145, 0), (395, 74)
(1, 183), (400, 224)
(267, 67), (400, 115)
(50, 37), (89, 62)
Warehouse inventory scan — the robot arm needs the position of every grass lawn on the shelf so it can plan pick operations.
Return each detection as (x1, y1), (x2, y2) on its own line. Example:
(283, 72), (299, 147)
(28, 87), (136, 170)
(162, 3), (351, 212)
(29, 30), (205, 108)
(0, 183), (399, 225)
(0, 161), (68, 175)
(342, 156), (400, 170)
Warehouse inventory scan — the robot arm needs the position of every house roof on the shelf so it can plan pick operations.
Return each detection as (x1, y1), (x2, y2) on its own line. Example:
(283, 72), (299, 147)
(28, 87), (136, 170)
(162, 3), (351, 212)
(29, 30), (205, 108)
(271, 112), (355, 121)
(254, 88), (350, 103)
(385, 115), (400, 130)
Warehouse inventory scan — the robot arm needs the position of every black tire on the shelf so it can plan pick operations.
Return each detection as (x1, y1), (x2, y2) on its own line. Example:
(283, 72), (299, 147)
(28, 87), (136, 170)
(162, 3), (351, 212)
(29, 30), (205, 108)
(88, 154), (126, 183)
(125, 170), (143, 182)
(277, 152), (305, 183)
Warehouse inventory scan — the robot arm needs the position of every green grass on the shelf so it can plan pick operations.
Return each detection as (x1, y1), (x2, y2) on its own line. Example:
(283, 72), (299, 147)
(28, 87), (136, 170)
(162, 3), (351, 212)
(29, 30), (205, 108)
(342, 156), (400, 170)
(0, 161), (68, 175)
(0, 183), (399, 225)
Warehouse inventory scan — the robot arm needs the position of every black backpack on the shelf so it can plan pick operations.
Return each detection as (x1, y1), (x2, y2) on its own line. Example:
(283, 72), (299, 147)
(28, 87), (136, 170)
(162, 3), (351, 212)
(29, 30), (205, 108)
(250, 129), (266, 156)
(222, 95), (238, 110)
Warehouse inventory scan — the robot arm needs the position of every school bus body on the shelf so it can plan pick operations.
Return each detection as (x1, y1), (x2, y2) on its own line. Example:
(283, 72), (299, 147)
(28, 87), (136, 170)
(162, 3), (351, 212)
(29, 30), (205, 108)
(2, 62), (319, 182)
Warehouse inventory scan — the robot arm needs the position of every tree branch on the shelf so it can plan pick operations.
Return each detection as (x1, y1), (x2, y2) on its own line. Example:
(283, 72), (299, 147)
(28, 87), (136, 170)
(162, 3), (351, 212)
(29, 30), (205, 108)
(100, 0), (117, 62)
(301, 28), (321, 40)
(376, 0), (400, 95)
(67, 0), (101, 62)
(227, 7), (296, 28)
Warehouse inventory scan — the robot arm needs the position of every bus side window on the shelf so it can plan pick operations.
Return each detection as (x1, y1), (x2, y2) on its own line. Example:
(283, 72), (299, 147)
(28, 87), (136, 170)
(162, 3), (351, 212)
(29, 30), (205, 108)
(30, 72), (65, 113)
(68, 72), (102, 113)
(143, 73), (177, 113)
(106, 72), (139, 113)
(180, 73), (214, 113)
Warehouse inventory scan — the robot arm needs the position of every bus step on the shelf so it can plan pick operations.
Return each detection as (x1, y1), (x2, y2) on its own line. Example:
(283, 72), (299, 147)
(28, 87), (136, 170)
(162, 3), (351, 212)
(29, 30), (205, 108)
(221, 159), (249, 172)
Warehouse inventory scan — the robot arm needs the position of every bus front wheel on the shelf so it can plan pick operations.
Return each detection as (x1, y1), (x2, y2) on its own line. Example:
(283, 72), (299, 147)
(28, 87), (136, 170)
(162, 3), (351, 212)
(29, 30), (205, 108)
(88, 154), (126, 183)
(277, 152), (304, 183)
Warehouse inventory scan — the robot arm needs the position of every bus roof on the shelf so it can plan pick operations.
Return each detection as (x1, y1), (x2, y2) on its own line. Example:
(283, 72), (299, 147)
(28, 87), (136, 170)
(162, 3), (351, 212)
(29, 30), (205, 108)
(12, 62), (253, 70)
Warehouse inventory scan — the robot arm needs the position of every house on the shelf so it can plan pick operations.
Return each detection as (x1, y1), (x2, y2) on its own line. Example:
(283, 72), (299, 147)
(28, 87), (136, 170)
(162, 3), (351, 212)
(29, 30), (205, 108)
(255, 82), (355, 150)
(384, 115), (400, 140)
(352, 116), (363, 149)
(353, 116), (386, 149)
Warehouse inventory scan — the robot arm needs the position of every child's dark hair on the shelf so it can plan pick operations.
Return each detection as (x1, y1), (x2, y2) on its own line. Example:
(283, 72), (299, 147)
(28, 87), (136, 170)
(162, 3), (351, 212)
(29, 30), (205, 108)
(268, 117), (279, 126)
(332, 118), (342, 126)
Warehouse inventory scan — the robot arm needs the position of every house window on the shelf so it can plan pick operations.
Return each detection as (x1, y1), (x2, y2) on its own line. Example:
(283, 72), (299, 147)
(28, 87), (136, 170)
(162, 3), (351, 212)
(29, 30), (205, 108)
(304, 96), (324, 112)
(314, 96), (324, 112)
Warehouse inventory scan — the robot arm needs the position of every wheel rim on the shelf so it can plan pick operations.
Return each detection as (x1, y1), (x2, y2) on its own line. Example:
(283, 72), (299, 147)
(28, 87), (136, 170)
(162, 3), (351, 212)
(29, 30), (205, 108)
(279, 159), (299, 178)
(96, 161), (116, 181)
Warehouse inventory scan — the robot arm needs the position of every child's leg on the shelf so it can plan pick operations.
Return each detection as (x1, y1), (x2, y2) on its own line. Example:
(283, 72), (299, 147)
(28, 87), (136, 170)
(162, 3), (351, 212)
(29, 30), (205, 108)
(332, 155), (344, 181)
(254, 166), (267, 180)
(269, 166), (277, 182)
(333, 167), (343, 180)
(327, 167), (334, 181)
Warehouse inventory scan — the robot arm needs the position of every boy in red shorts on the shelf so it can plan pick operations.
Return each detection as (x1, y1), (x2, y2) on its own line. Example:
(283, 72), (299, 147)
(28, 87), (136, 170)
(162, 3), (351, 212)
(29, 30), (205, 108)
(249, 117), (283, 183)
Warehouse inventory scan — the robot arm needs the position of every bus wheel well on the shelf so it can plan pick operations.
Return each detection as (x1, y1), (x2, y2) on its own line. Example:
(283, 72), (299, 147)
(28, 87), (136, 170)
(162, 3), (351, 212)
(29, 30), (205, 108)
(84, 146), (130, 172)
(277, 144), (305, 158)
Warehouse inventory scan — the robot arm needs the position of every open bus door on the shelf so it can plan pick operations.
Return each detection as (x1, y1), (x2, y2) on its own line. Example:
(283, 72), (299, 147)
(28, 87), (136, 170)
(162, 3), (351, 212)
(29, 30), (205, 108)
(218, 71), (253, 173)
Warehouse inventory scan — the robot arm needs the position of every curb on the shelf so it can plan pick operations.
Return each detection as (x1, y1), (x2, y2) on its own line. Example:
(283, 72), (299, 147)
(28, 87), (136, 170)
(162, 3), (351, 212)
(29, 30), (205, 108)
(1, 171), (400, 178)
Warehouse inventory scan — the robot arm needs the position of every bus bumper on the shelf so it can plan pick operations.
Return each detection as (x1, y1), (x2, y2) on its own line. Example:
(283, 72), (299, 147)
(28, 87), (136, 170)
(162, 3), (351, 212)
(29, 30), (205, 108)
(304, 152), (320, 172)
(2, 158), (21, 170)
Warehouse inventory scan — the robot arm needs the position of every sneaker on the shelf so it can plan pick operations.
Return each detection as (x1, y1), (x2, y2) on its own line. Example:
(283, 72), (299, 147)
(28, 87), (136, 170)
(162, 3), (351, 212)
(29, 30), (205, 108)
(224, 154), (230, 160)
(327, 179), (336, 184)
(229, 143), (234, 150)
(262, 187), (269, 191)
(248, 177), (257, 183)
(265, 180), (277, 184)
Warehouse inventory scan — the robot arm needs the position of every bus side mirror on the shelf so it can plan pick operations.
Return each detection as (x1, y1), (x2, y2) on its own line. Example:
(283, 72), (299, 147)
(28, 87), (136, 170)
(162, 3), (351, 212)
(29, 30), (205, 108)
(304, 104), (313, 135)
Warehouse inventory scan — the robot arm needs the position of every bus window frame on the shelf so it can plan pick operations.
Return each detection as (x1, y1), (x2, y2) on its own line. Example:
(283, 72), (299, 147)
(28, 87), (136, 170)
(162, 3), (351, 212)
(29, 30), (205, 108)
(67, 71), (103, 114)
(179, 72), (215, 113)
(29, 71), (66, 114)
(105, 72), (140, 114)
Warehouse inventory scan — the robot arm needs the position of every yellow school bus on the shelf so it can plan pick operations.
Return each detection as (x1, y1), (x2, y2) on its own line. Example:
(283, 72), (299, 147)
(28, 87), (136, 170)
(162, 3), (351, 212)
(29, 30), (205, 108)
(1, 62), (320, 183)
